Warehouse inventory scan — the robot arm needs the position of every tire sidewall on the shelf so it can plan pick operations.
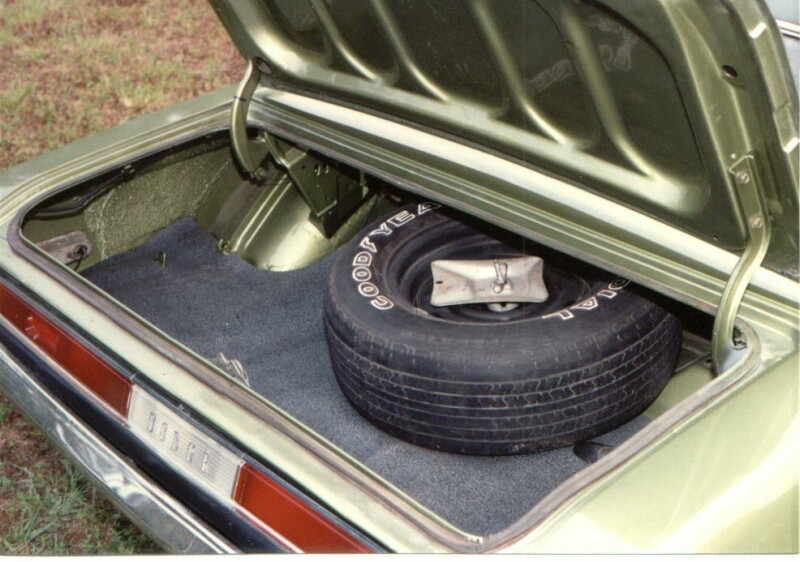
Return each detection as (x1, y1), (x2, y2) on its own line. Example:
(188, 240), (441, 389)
(324, 203), (667, 382)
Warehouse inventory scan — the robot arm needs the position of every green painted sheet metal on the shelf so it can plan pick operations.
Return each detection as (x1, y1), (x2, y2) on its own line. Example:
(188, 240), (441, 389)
(210, 0), (799, 278)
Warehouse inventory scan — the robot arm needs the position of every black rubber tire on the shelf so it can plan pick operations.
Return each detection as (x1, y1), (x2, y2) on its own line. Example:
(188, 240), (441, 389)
(323, 203), (682, 455)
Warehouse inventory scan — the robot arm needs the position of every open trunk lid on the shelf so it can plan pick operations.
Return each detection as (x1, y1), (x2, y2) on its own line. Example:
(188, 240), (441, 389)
(3, 0), (799, 552)
(210, 0), (799, 278)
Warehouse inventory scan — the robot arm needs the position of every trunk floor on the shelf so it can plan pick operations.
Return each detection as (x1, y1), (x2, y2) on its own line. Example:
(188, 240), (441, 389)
(84, 217), (649, 536)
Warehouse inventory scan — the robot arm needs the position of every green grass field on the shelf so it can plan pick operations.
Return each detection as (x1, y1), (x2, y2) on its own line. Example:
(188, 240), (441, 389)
(0, 0), (243, 553)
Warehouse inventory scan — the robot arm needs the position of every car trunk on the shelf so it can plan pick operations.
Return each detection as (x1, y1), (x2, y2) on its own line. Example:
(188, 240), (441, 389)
(18, 132), (719, 538)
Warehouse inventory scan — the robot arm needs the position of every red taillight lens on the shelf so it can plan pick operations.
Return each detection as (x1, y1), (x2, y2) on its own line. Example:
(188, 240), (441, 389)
(0, 284), (370, 550)
(0, 284), (132, 416)
(234, 463), (372, 553)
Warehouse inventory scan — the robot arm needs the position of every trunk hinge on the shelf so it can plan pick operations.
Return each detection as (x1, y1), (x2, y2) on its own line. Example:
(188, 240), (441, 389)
(230, 60), (369, 237)
(261, 133), (369, 237)
(231, 59), (270, 181)
(711, 155), (771, 374)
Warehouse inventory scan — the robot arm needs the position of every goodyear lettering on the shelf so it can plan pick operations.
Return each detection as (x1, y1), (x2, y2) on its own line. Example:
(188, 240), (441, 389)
(608, 278), (630, 291)
(369, 222), (393, 237)
(572, 296), (598, 311)
(350, 204), (440, 311)
(359, 237), (378, 253)
(542, 310), (575, 320)
(417, 202), (441, 215)
(352, 266), (372, 282)
(387, 210), (415, 227)
(543, 279), (629, 321)
(358, 282), (380, 298)
(370, 296), (394, 310)
(352, 251), (373, 266)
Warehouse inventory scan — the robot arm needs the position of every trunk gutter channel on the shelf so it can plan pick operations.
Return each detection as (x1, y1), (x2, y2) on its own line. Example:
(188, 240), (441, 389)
(1, 118), (772, 553)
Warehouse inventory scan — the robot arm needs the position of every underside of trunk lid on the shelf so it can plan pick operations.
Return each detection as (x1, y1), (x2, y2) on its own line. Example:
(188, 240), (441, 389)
(211, 0), (799, 278)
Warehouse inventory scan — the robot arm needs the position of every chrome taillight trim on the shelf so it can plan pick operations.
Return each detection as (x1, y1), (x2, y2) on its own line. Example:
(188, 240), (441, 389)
(0, 332), (237, 554)
(0, 280), (376, 553)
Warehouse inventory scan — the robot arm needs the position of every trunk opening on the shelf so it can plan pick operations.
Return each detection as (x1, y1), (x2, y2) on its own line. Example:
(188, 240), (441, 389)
(19, 132), (723, 539)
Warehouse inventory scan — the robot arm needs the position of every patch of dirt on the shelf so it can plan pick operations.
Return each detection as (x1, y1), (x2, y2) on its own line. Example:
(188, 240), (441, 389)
(0, 0), (245, 171)
(0, 400), (63, 491)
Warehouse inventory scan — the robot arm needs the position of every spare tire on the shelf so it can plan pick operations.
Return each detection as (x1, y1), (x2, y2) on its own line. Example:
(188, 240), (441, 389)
(323, 203), (681, 455)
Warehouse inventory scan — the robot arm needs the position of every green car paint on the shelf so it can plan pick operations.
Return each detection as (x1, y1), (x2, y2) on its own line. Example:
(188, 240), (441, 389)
(0, 0), (797, 553)
(212, 0), (798, 274)
(212, 0), (798, 374)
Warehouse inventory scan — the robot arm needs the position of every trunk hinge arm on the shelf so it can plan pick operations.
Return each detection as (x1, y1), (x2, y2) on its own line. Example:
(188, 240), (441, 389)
(711, 155), (771, 374)
(230, 60), (369, 237)
(231, 59), (270, 181)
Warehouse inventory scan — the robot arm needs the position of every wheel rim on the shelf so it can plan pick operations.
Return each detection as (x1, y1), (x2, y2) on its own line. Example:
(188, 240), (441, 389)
(386, 223), (598, 324)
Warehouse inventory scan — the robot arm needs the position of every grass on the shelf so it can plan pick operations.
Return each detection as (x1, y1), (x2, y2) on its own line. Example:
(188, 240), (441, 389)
(0, 0), (244, 170)
(0, 397), (158, 554)
(0, 0), (244, 553)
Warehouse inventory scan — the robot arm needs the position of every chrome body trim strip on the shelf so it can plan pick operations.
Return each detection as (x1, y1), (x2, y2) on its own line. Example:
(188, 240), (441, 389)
(0, 331), (237, 555)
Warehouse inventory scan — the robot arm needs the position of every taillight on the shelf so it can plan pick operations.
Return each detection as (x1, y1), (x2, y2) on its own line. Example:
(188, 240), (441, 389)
(0, 283), (373, 552)
(0, 284), (132, 416)
(234, 463), (371, 553)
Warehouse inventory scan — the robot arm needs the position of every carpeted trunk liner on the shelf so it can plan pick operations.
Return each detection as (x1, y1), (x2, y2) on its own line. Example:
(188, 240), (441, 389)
(84, 217), (649, 536)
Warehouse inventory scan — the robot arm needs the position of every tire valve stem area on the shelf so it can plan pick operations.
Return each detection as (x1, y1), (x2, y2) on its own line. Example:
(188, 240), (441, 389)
(486, 302), (520, 313)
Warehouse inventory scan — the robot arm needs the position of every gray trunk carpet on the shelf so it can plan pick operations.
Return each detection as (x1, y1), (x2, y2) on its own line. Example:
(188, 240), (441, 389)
(84, 217), (649, 536)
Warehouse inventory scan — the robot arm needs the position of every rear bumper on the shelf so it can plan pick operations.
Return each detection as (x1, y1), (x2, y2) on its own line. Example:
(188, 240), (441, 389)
(0, 323), (237, 554)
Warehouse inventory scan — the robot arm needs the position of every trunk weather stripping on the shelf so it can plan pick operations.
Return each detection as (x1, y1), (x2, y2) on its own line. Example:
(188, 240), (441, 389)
(711, 156), (771, 373)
